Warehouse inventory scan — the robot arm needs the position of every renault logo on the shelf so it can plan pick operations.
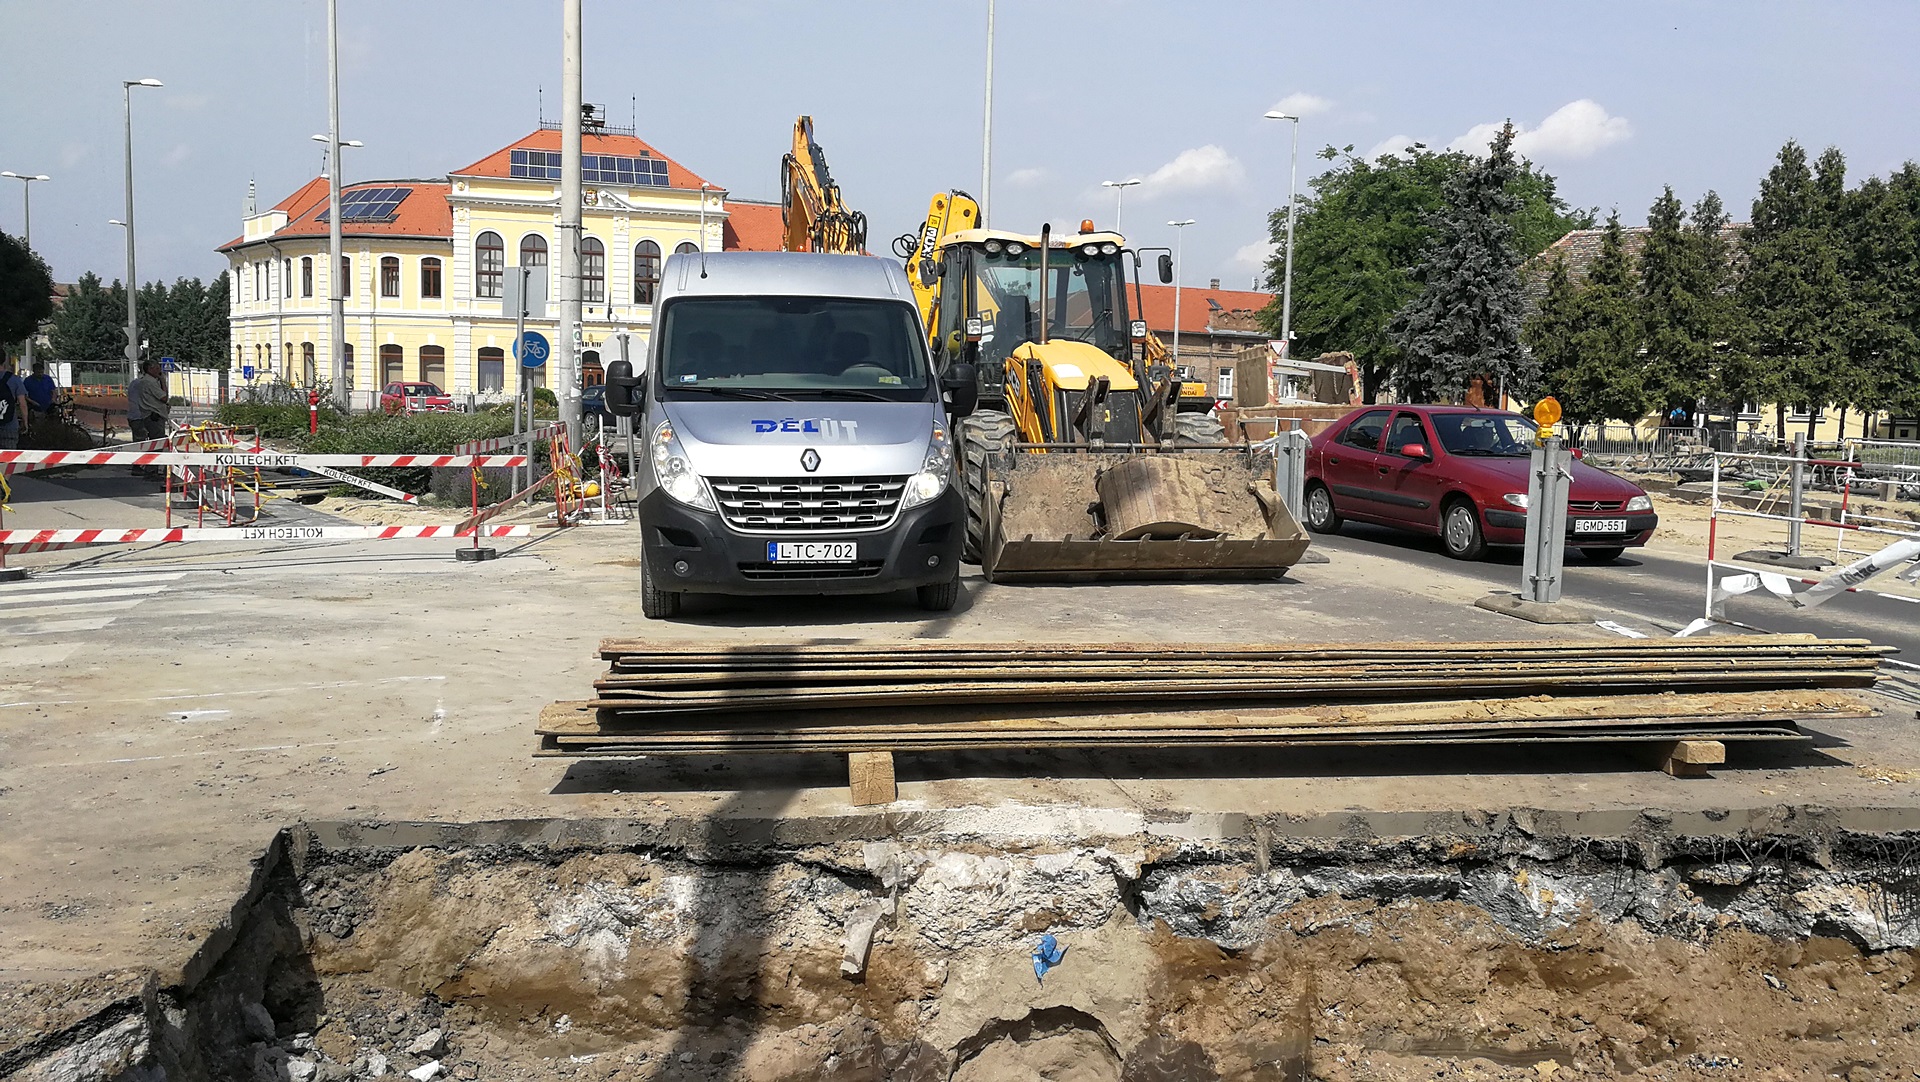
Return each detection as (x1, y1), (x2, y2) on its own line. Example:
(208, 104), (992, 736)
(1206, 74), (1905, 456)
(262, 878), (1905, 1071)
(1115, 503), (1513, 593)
(800, 448), (821, 473)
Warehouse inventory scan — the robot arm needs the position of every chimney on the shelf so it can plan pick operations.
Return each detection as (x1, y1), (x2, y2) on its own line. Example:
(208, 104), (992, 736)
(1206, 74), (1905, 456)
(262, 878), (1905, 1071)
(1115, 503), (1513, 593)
(1208, 278), (1220, 290)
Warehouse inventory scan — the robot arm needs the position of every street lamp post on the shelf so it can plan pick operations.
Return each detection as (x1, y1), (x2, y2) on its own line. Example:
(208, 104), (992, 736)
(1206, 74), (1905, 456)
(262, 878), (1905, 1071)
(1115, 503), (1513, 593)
(2, 171), (50, 369)
(1262, 110), (1301, 359)
(311, 131), (361, 410)
(1168, 219), (1195, 367)
(1101, 178), (1141, 233)
(980, 0), (995, 227)
(122, 78), (163, 385)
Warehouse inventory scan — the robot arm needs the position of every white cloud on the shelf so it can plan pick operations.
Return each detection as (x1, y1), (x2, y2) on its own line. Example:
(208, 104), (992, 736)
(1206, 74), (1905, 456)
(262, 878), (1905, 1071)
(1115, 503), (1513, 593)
(1449, 100), (1632, 159)
(1364, 135), (1421, 161)
(1233, 240), (1277, 269)
(1268, 92), (1334, 119)
(1136, 145), (1246, 198)
(1005, 166), (1050, 188)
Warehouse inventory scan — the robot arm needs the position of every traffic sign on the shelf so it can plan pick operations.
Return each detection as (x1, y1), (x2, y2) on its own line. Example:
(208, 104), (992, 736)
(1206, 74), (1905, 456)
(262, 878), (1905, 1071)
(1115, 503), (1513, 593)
(241, 364), (256, 381)
(160, 356), (178, 373)
(514, 330), (550, 369)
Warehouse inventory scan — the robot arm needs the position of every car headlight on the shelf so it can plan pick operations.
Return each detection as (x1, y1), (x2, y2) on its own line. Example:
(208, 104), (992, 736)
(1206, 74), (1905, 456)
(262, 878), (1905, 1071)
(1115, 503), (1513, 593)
(1625, 494), (1653, 512)
(1502, 492), (1530, 509)
(900, 421), (954, 510)
(651, 420), (716, 511)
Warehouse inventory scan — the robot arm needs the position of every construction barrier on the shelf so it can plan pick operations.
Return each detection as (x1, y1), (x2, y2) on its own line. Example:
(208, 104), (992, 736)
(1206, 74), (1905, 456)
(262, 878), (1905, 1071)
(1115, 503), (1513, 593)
(0, 524), (530, 553)
(453, 423), (565, 456)
(0, 450), (527, 470)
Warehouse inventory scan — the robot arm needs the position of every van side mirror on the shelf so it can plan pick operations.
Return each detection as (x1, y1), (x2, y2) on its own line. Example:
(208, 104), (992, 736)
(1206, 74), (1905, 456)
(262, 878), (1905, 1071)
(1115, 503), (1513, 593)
(943, 363), (979, 418)
(604, 359), (643, 418)
(1157, 253), (1173, 284)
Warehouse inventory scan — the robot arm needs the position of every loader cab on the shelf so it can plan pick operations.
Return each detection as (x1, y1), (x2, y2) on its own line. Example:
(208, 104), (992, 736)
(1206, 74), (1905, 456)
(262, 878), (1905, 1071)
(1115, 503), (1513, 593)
(928, 230), (1135, 404)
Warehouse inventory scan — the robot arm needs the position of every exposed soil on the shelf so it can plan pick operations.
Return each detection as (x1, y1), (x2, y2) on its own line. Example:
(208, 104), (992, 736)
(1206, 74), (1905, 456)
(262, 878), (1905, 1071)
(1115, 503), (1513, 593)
(999, 454), (1271, 543)
(19, 816), (1920, 1081)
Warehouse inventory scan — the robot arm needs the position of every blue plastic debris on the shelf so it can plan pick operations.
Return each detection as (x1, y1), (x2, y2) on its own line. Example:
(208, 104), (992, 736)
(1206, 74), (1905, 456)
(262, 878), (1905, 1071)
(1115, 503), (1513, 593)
(1031, 934), (1067, 982)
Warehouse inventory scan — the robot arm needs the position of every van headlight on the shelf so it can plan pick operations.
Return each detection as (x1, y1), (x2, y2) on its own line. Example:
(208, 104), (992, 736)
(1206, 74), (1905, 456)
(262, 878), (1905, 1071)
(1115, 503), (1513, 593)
(652, 420), (716, 511)
(1625, 494), (1653, 512)
(900, 421), (954, 510)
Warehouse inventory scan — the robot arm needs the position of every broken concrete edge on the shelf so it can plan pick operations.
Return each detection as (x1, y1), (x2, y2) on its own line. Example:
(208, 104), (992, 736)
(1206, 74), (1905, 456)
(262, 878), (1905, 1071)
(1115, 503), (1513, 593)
(15, 800), (1920, 1070)
(1474, 591), (1605, 624)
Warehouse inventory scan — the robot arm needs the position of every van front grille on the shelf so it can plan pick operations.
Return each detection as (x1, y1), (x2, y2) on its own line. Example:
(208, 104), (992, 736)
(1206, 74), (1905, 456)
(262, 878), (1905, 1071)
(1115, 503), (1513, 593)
(709, 476), (909, 534)
(738, 560), (887, 581)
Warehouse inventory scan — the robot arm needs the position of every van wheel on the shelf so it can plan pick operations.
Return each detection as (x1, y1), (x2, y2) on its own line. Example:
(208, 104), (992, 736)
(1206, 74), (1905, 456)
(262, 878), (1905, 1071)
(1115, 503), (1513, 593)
(1441, 499), (1487, 560)
(916, 573), (961, 612)
(957, 409), (1016, 563)
(640, 551), (680, 619)
(1304, 482), (1342, 534)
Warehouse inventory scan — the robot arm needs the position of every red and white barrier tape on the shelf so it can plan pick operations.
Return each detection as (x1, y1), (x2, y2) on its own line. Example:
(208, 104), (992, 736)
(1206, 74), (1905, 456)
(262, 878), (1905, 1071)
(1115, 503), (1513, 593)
(0, 450), (526, 469)
(0, 523), (531, 554)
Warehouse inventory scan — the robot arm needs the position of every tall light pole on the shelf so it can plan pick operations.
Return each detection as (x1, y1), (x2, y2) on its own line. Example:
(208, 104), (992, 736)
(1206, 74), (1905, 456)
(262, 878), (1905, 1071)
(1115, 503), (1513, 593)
(122, 78), (163, 385)
(1101, 178), (1140, 233)
(980, 0), (995, 227)
(556, 0), (585, 441)
(322, 0), (352, 409)
(1263, 110), (1301, 359)
(2, 172), (50, 369)
(1168, 219), (1195, 367)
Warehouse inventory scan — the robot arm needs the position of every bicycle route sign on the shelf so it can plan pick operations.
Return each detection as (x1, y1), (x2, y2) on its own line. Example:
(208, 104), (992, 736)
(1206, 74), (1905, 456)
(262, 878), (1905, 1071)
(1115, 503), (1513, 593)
(514, 331), (550, 369)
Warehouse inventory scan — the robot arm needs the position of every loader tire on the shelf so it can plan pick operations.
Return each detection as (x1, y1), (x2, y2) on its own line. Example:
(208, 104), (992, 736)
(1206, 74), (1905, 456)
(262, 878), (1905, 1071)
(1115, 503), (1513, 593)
(1169, 411), (1228, 448)
(957, 408), (1016, 564)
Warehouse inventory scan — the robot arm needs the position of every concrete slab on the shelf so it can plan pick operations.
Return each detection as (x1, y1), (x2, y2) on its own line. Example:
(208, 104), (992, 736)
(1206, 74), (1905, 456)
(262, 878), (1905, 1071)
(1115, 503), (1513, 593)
(1472, 590), (1604, 624)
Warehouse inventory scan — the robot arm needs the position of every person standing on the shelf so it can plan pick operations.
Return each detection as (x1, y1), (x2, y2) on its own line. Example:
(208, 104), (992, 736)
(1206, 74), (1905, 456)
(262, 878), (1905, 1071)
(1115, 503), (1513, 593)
(0, 354), (26, 451)
(23, 361), (56, 427)
(126, 359), (171, 476)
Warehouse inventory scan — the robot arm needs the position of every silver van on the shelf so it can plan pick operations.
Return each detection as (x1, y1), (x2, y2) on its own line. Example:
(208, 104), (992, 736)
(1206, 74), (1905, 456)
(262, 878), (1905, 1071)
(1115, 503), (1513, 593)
(605, 251), (977, 619)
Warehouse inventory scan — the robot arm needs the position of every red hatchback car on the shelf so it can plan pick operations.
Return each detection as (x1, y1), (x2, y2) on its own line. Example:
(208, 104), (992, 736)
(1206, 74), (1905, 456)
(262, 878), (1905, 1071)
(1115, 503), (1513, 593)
(1303, 405), (1658, 560)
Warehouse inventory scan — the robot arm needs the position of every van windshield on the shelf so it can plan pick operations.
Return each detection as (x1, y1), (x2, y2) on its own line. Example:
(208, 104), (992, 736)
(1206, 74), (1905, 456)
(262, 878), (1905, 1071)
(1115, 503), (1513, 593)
(657, 296), (931, 400)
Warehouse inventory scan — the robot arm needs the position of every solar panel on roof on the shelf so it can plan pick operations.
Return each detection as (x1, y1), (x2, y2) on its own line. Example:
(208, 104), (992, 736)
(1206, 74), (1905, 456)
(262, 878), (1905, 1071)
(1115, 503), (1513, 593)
(315, 186), (411, 224)
(507, 147), (676, 187)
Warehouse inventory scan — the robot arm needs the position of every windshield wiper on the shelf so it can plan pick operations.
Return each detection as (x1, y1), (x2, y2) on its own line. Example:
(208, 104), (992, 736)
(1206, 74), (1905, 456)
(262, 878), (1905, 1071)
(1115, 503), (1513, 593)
(794, 388), (900, 401)
(668, 385), (792, 401)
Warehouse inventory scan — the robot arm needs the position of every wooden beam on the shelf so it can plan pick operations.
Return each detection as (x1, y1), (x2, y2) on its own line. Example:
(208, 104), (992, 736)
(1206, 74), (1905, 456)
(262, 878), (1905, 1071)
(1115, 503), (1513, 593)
(1650, 739), (1727, 777)
(848, 751), (896, 806)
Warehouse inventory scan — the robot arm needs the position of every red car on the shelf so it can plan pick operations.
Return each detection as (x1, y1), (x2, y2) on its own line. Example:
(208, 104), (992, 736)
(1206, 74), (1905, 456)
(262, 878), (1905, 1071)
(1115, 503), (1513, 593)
(1303, 405), (1657, 561)
(380, 381), (454, 414)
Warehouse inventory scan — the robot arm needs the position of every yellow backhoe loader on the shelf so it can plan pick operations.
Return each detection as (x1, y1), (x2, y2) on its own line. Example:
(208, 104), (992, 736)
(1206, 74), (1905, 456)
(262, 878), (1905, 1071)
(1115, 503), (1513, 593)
(894, 190), (1309, 581)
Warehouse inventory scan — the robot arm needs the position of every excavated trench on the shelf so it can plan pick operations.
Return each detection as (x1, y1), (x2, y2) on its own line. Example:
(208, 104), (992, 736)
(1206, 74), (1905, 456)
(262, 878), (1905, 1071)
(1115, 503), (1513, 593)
(19, 806), (1920, 1082)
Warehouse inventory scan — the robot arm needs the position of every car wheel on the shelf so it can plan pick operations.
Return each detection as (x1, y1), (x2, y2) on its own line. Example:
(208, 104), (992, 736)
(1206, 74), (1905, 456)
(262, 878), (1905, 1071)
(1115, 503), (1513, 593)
(640, 543), (681, 620)
(1580, 546), (1627, 563)
(1441, 500), (1487, 560)
(1303, 483), (1342, 534)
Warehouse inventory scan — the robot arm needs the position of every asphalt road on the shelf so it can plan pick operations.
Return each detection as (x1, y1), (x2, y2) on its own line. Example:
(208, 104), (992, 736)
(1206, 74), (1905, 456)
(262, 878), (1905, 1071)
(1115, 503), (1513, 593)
(1312, 521), (1920, 664)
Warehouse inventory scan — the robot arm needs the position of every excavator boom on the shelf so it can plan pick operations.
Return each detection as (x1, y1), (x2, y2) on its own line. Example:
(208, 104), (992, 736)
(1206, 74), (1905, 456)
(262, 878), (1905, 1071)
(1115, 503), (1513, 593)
(780, 116), (868, 254)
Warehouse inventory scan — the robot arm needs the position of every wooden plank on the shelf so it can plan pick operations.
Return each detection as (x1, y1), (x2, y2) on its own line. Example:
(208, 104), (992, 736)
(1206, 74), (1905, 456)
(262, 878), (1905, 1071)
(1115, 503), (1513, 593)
(1649, 739), (1727, 777)
(848, 751), (896, 806)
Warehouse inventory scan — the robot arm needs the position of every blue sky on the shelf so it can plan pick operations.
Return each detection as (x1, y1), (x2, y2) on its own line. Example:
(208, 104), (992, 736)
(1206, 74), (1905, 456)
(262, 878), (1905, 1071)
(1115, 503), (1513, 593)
(3, 1), (1917, 292)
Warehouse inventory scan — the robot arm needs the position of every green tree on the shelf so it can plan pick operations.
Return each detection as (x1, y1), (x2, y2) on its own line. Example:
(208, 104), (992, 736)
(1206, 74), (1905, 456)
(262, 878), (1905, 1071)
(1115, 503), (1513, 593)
(1638, 186), (1742, 422)
(1257, 139), (1590, 402)
(1737, 141), (1852, 439)
(1522, 254), (1579, 408)
(1831, 169), (1920, 434)
(1543, 212), (1653, 428)
(0, 232), (55, 355)
(46, 272), (127, 362)
(1389, 122), (1532, 403)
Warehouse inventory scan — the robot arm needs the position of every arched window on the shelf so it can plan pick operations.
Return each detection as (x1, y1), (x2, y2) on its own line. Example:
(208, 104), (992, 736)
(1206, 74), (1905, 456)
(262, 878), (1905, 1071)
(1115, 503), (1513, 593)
(380, 256), (400, 298)
(633, 240), (661, 304)
(519, 234), (548, 267)
(477, 346), (505, 393)
(420, 256), (443, 299)
(339, 255), (352, 298)
(581, 237), (605, 303)
(283, 341), (293, 370)
(675, 241), (699, 256)
(475, 232), (503, 298)
(420, 345), (446, 389)
(282, 259), (291, 300)
(379, 343), (403, 386)
(302, 342), (316, 385)
(301, 256), (314, 298)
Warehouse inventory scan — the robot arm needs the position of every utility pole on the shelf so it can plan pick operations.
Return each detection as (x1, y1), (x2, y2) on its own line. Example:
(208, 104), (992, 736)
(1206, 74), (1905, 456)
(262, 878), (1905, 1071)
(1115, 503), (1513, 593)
(326, 0), (349, 410)
(1101, 178), (1140, 233)
(980, 0), (995, 227)
(1263, 110), (1302, 359)
(1168, 219), (1195, 366)
(556, 0), (584, 443)
(122, 78), (162, 385)
(2, 172), (49, 371)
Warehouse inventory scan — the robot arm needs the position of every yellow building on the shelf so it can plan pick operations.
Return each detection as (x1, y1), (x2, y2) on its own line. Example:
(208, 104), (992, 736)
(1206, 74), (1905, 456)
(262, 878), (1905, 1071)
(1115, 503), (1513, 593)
(220, 126), (784, 403)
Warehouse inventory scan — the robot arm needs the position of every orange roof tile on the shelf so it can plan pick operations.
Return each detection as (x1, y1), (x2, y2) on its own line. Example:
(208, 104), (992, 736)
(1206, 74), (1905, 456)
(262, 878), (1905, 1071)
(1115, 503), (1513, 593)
(722, 200), (785, 252)
(1135, 283), (1274, 336)
(452, 128), (713, 190)
(221, 181), (454, 251)
(273, 176), (332, 218)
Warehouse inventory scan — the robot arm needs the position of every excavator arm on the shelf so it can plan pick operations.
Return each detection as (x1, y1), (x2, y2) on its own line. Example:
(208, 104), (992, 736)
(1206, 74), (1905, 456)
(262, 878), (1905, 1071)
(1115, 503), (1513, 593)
(780, 116), (868, 254)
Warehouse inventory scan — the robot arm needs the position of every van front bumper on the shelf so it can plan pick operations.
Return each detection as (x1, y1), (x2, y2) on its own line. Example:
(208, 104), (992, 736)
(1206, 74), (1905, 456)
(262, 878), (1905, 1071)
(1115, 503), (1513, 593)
(638, 486), (965, 596)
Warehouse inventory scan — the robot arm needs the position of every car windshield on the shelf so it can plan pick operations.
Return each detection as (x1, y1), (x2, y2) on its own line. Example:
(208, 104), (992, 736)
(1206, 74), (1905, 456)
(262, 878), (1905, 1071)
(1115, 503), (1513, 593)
(1431, 413), (1537, 457)
(406, 384), (440, 396)
(656, 296), (931, 400)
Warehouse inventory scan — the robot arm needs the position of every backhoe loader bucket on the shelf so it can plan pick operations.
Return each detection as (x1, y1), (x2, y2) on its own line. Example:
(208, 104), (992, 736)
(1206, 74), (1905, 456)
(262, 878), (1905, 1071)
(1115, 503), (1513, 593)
(978, 447), (1311, 582)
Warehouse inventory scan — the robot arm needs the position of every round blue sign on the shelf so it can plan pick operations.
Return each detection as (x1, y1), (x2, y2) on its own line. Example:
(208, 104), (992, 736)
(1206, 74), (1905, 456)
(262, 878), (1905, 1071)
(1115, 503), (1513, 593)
(514, 331), (550, 369)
